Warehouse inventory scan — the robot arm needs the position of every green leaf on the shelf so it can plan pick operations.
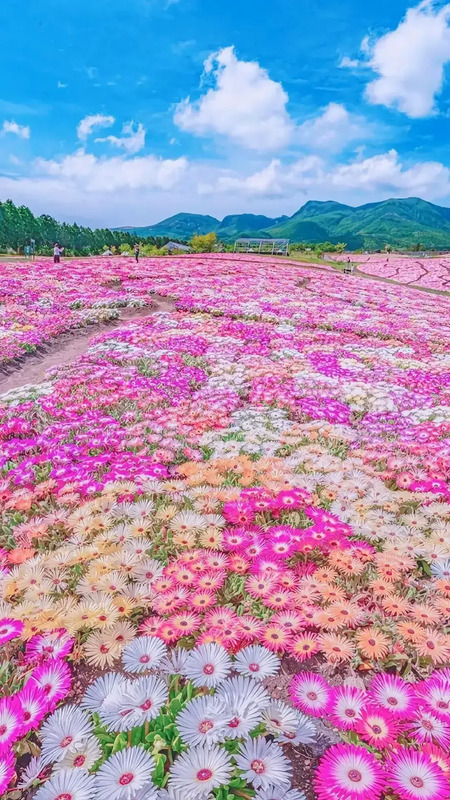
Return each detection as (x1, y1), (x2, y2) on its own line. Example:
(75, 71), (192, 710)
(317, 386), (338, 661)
(112, 733), (127, 754)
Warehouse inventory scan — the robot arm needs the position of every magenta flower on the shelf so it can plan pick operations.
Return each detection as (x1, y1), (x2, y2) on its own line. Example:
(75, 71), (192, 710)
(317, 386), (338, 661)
(289, 672), (332, 718)
(386, 749), (448, 800)
(28, 659), (71, 711)
(0, 750), (14, 796)
(0, 618), (24, 646)
(16, 683), (48, 733)
(0, 694), (24, 749)
(315, 743), (385, 800)
(25, 629), (74, 663)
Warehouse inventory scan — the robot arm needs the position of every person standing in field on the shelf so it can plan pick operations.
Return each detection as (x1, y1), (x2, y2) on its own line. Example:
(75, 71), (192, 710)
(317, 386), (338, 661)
(134, 243), (140, 263)
(53, 243), (64, 263)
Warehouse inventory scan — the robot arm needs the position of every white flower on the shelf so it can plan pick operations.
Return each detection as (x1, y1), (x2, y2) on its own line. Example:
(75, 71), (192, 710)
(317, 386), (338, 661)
(16, 757), (46, 790)
(95, 747), (155, 800)
(159, 647), (190, 676)
(34, 769), (95, 800)
(235, 738), (292, 790)
(183, 643), (232, 688)
(254, 790), (306, 800)
(101, 675), (168, 731)
(168, 745), (232, 798)
(122, 636), (167, 673)
(81, 672), (127, 714)
(54, 735), (102, 771)
(216, 676), (270, 738)
(262, 702), (301, 738)
(39, 705), (93, 764)
(176, 695), (229, 747)
(234, 645), (280, 681)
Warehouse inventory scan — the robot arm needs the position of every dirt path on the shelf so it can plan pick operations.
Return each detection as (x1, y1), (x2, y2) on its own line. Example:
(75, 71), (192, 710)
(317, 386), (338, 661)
(0, 294), (175, 395)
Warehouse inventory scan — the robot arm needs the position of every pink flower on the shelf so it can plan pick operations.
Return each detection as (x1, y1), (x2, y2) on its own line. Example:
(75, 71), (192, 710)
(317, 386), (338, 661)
(315, 743), (385, 800)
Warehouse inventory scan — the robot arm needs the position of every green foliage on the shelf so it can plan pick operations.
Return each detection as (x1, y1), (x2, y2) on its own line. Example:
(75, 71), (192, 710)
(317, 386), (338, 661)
(190, 231), (217, 252)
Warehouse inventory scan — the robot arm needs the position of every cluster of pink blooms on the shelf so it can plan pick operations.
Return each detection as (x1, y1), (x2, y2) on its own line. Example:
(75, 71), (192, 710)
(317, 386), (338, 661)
(291, 668), (450, 800)
(333, 252), (450, 291)
(0, 253), (449, 797)
(0, 618), (72, 792)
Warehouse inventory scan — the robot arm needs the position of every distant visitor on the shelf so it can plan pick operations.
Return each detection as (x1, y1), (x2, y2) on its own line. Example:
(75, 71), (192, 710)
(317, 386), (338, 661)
(134, 243), (140, 263)
(53, 243), (64, 264)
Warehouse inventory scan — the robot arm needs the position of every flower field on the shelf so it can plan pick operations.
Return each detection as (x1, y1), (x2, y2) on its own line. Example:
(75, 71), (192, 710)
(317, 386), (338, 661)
(1, 254), (450, 800)
(333, 254), (450, 292)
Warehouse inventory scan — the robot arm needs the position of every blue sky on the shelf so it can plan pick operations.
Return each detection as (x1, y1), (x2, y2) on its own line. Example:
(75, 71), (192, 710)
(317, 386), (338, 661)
(1, 0), (450, 226)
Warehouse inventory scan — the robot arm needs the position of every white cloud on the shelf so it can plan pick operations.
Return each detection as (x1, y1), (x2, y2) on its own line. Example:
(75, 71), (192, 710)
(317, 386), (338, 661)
(330, 148), (450, 196)
(1, 120), (30, 139)
(211, 149), (450, 201)
(35, 149), (187, 193)
(365, 1), (450, 117)
(77, 114), (115, 141)
(296, 103), (373, 152)
(174, 45), (293, 151)
(57, 81), (68, 89)
(339, 56), (360, 68)
(95, 121), (146, 155)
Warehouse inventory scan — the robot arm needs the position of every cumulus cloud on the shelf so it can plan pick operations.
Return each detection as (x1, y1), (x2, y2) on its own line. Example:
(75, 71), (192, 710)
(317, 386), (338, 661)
(35, 149), (187, 192)
(296, 103), (373, 152)
(212, 149), (450, 201)
(95, 121), (146, 155)
(1, 120), (30, 139)
(174, 45), (293, 151)
(77, 113), (115, 141)
(365, 0), (450, 117)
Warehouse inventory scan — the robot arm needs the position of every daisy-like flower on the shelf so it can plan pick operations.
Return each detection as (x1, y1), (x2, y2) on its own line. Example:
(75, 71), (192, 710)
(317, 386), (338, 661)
(0, 617), (24, 645)
(159, 647), (190, 676)
(234, 645), (281, 681)
(355, 706), (400, 748)
(25, 629), (74, 662)
(368, 674), (417, 719)
(289, 672), (332, 718)
(288, 633), (319, 662)
(330, 686), (367, 731)
(386, 749), (448, 800)
(415, 630), (450, 665)
(216, 676), (270, 738)
(122, 636), (167, 673)
(0, 695), (24, 749)
(39, 705), (94, 764)
(171, 612), (202, 636)
(29, 659), (71, 710)
(318, 633), (356, 663)
(261, 624), (291, 653)
(183, 643), (231, 688)
(416, 677), (450, 723)
(235, 737), (292, 790)
(95, 747), (155, 800)
(81, 671), (127, 714)
(176, 695), (229, 747)
(168, 744), (232, 798)
(254, 790), (306, 800)
(83, 629), (123, 668)
(0, 749), (14, 796)
(17, 683), (48, 733)
(54, 734), (102, 771)
(356, 627), (390, 660)
(102, 675), (168, 732)
(33, 770), (95, 800)
(315, 743), (385, 800)
(407, 706), (450, 749)
(262, 701), (301, 739)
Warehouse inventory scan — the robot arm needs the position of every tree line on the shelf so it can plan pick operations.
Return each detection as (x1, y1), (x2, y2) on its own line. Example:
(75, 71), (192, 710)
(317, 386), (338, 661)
(0, 199), (184, 256)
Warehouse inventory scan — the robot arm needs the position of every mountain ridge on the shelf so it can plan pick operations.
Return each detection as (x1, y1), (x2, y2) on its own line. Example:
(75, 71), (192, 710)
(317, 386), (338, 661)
(113, 197), (450, 249)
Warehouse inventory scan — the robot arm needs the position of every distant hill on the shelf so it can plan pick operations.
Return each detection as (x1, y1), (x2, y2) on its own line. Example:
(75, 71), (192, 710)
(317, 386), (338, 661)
(114, 198), (450, 249)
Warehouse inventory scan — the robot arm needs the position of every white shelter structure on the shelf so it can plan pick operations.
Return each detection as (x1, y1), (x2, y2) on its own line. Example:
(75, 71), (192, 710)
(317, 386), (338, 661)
(234, 238), (290, 255)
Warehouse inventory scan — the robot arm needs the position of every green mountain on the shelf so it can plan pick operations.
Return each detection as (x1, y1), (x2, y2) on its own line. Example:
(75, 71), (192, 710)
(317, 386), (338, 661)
(116, 212), (220, 239)
(269, 198), (450, 249)
(114, 198), (450, 249)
